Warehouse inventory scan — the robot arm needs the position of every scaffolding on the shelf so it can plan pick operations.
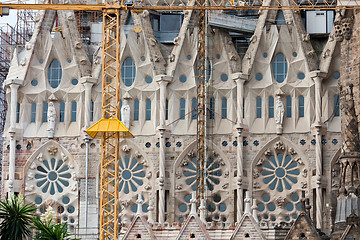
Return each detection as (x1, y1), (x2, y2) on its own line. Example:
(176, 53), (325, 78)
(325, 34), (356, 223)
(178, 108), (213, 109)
(0, 6), (35, 193)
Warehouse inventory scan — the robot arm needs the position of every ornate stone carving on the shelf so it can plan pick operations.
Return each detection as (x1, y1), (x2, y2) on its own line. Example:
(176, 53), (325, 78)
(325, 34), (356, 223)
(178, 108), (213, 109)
(175, 184), (183, 190)
(274, 141), (285, 151)
(275, 96), (284, 125)
(253, 169), (260, 179)
(47, 146), (58, 155)
(47, 102), (56, 138)
(276, 197), (285, 208)
(257, 157), (265, 166)
(175, 171), (182, 179)
(288, 148), (296, 155)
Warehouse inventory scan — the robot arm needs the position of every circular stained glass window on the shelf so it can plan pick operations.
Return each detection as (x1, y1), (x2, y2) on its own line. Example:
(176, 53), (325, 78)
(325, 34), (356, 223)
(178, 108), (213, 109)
(255, 73), (263, 81)
(292, 52), (297, 57)
(145, 76), (152, 84)
(35, 196), (42, 205)
(62, 196), (70, 204)
(258, 203), (265, 212)
(31, 79), (38, 86)
(35, 158), (71, 195)
(297, 72), (305, 80)
(179, 75), (187, 83)
(333, 71), (340, 79)
(141, 56), (146, 61)
(71, 79), (78, 85)
(221, 74), (228, 82)
(262, 193), (270, 202)
(187, 55), (191, 60)
(262, 154), (300, 192)
(263, 53), (268, 58)
(268, 203), (276, 211)
(179, 204), (187, 213)
(216, 54), (221, 59)
(119, 156), (145, 194)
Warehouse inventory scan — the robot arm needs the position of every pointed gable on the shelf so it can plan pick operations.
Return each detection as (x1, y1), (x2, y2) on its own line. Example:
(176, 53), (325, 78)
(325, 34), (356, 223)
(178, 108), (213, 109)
(340, 212), (360, 240)
(122, 215), (157, 240)
(176, 215), (211, 240)
(284, 212), (327, 240)
(230, 214), (266, 240)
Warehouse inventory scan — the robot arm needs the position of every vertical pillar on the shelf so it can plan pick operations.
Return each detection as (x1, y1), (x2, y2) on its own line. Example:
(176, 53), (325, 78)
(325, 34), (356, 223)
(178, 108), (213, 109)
(6, 82), (20, 193)
(81, 77), (96, 129)
(233, 73), (247, 221)
(156, 75), (171, 224)
(310, 71), (325, 229)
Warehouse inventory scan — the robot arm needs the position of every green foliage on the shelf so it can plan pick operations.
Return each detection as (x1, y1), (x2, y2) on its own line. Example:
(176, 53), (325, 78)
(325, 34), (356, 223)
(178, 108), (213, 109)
(33, 218), (80, 240)
(0, 193), (37, 240)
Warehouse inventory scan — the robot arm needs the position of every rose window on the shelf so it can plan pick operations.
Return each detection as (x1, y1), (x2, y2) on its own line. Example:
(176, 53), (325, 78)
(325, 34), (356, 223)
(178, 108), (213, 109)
(35, 158), (71, 195)
(175, 151), (231, 223)
(119, 156), (145, 194)
(184, 157), (221, 191)
(262, 154), (300, 192)
(253, 140), (307, 224)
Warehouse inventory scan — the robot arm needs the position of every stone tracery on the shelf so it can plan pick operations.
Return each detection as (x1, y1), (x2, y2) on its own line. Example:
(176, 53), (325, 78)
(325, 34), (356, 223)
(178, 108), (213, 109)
(253, 139), (307, 225)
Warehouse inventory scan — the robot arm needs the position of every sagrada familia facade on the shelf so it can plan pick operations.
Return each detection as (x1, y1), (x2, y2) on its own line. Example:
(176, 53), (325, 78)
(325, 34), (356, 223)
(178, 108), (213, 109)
(1, 0), (360, 238)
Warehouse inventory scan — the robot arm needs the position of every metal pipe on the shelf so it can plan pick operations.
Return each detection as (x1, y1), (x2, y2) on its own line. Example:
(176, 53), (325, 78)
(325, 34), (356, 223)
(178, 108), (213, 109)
(85, 138), (90, 233)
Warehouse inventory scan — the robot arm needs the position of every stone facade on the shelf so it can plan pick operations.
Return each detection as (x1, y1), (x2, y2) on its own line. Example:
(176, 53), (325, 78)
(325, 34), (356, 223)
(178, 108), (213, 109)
(2, 0), (358, 238)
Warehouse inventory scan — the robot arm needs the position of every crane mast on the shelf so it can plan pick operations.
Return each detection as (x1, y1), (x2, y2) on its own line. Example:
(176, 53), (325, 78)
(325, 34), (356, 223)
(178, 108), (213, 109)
(1, 0), (359, 239)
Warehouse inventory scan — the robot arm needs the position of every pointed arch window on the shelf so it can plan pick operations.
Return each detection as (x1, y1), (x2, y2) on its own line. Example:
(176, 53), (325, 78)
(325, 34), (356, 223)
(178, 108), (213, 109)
(209, 97), (215, 119)
(180, 98), (186, 120)
(48, 59), (62, 88)
(221, 98), (227, 119)
(165, 99), (169, 120)
(71, 101), (77, 122)
(192, 98), (197, 119)
(256, 97), (262, 118)
(145, 99), (151, 121)
(286, 96), (292, 118)
(121, 58), (136, 87)
(43, 102), (48, 122)
(16, 102), (20, 123)
(299, 96), (304, 118)
(59, 102), (65, 122)
(273, 54), (288, 83)
(90, 100), (94, 122)
(334, 95), (340, 117)
(31, 103), (36, 123)
(269, 97), (274, 118)
(134, 99), (139, 121)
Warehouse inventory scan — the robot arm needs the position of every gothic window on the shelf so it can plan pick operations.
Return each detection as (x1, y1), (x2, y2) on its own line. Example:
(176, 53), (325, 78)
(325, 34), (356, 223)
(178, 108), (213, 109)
(71, 101), (77, 122)
(286, 96), (292, 118)
(299, 96), (304, 118)
(334, 95), (340, 117)
(175, 149), (230, 223)
(31, 103), (36, 123)
(253, 140), (307, 224)
(165, 99), (169, 120)
(273, 54), (288, 83)
(256, 97), (262, 118)
(121, 57), (136, 87)
(48, 59), (62, 88)
(209, 97), (215, 119)
(59, 102), (65, 122)
(43, 102), (48, 122)
(276, 11), (286, 25)
(192, 98), (197, 119)
(118, 144), (152, 224)
(221, 98), (227, 119)
(90, 100), (94, 122)
(25, 143), (78, 230)
(180, 98), (186, 120)
(16, 102), (20, 123)
(269, 97), (274, 118)
(134, 99), (139, 121)
(145, 99), (151, 121)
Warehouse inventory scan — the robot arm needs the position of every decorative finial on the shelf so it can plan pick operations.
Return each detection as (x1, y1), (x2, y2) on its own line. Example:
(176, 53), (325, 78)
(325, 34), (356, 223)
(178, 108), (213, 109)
(190, 191), (197, 216)
(244, 191), (251, 214)
(147, 199), (154, 224)
(252, 199), (258, 222)
(199, 199), (206, 223)
(136, 193), (144, 216)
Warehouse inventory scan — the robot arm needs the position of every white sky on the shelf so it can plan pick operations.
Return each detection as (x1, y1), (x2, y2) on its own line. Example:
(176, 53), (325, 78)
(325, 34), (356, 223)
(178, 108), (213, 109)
(0, 10), (18, 27)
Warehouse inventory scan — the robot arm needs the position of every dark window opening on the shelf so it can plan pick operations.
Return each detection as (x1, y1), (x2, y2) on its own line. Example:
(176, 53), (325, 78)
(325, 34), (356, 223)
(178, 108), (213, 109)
(190, 233), (195, 238)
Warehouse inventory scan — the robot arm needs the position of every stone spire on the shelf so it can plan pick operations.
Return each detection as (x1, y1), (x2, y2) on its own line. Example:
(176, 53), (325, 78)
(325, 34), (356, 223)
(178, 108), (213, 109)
(199, 199), (206, 223)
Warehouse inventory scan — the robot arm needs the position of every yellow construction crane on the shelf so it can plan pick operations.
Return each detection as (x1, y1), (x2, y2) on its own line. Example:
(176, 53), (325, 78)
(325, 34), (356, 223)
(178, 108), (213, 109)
(0, 0), (358, 239)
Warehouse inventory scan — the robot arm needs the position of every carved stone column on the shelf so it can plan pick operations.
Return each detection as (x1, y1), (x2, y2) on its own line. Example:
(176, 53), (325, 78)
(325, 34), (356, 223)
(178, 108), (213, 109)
(80, 77), (96, 129)
(155, 75), (171, 224)
(4, 79), (22, 193)
(310, 70), (326, 229)
(233, 72), (248, 221)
